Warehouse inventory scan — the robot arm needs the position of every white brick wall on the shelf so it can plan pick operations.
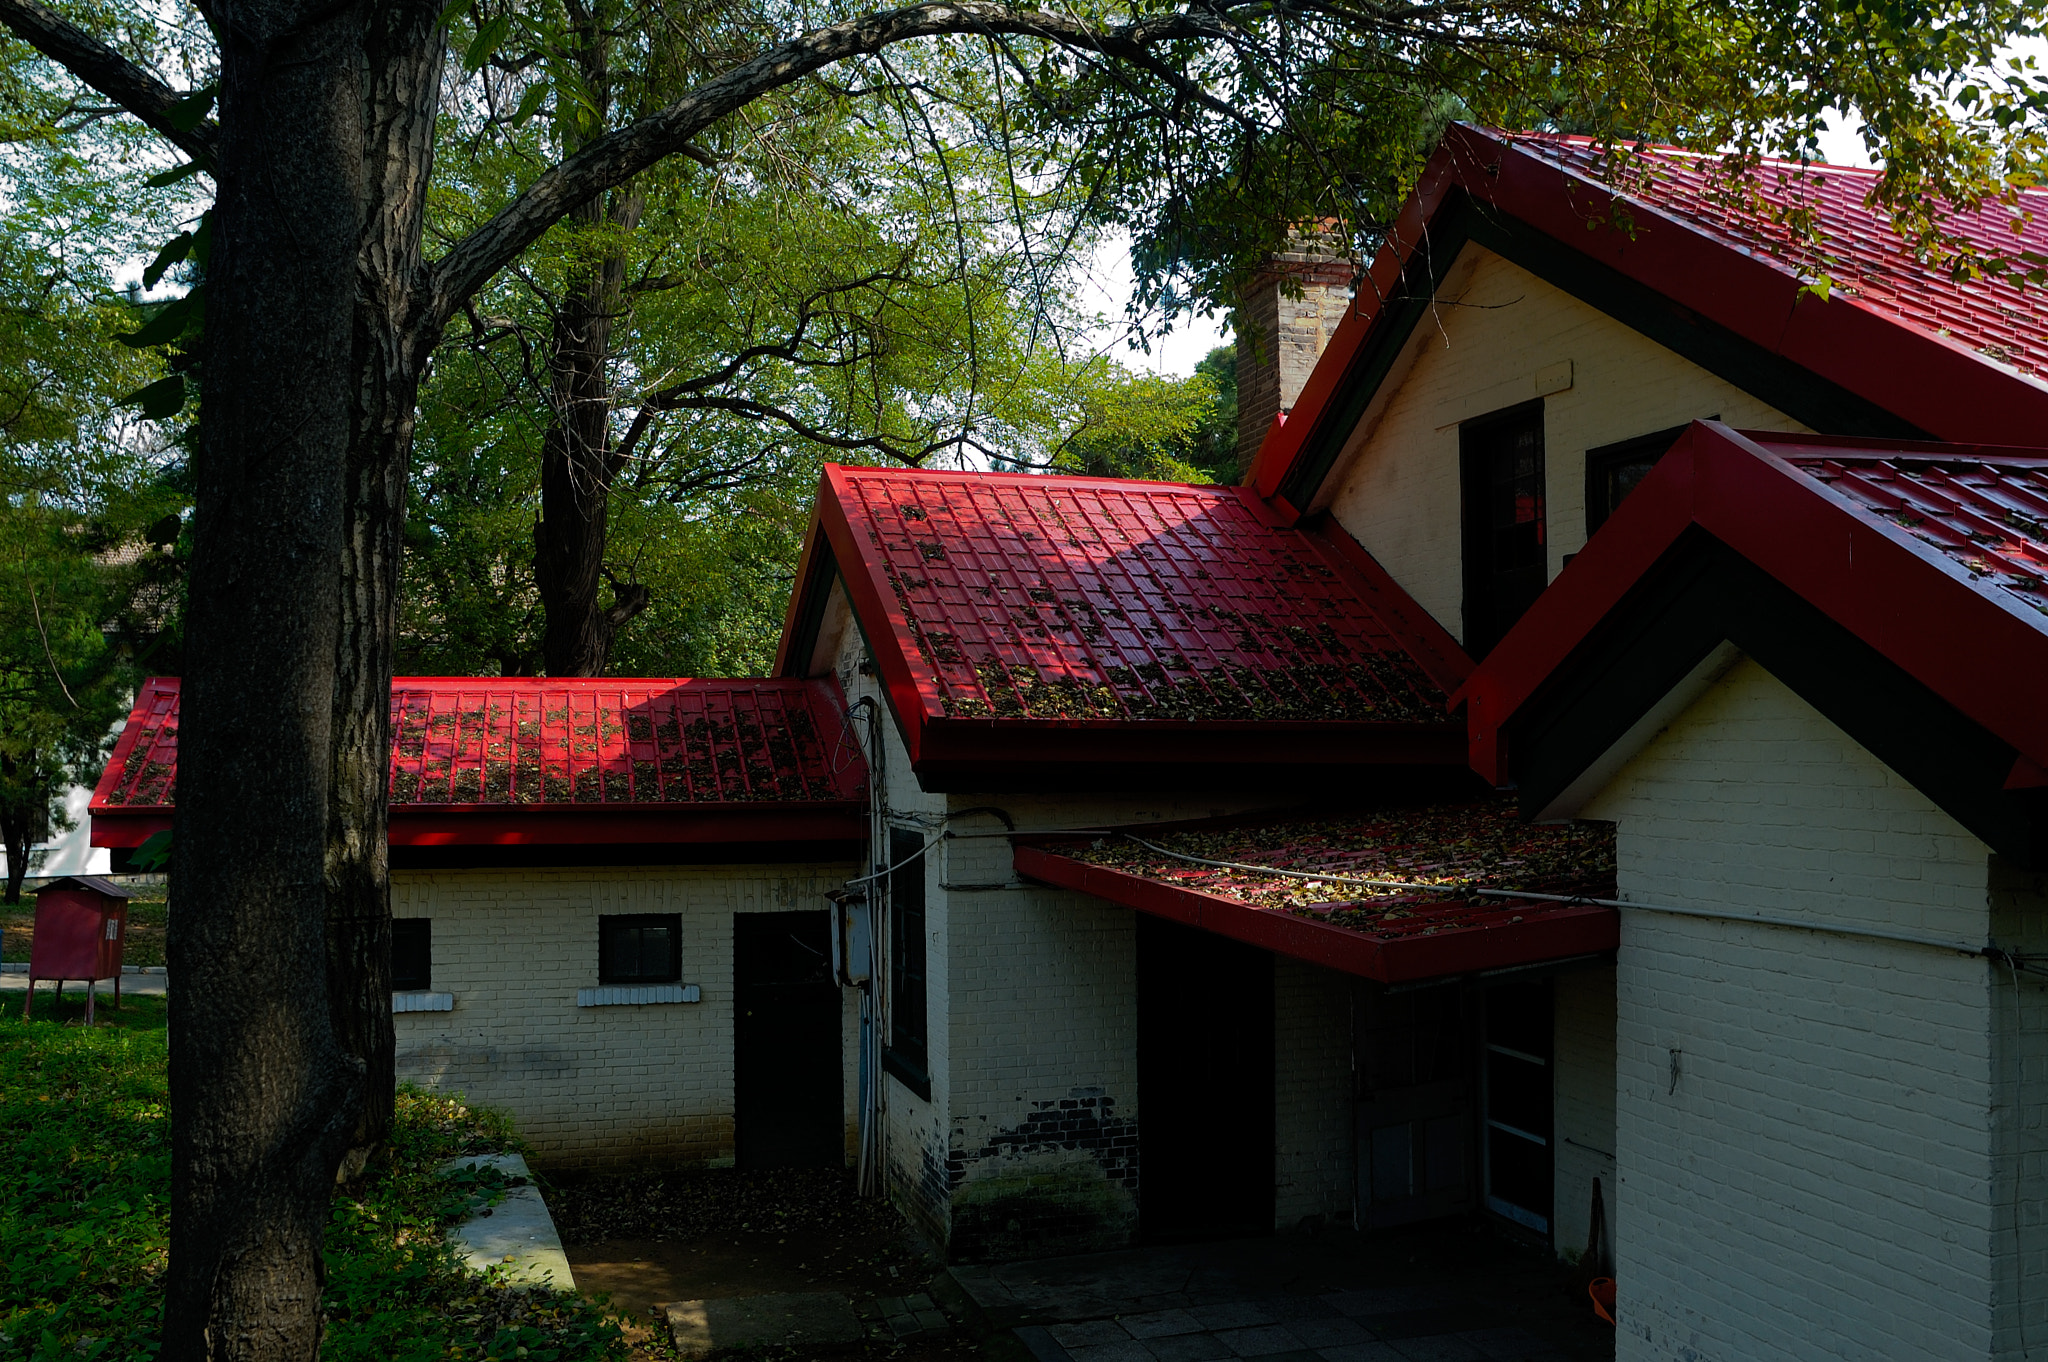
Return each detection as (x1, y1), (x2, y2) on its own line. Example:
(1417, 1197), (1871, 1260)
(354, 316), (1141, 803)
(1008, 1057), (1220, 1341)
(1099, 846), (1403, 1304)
(1322, 244), (1806, 647)
(391, 862), (857, 1171)
(1580, 655), (2011, 1360)
(1553, 964), (1617, 1268)
(1989, 860), (2048, 1355)
(1275, 957), (1354, 1227)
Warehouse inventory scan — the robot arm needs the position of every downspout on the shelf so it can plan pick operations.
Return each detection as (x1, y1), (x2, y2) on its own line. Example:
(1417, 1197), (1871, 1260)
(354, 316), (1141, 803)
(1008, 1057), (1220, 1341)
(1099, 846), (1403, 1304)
(850, 695), (888, 1197)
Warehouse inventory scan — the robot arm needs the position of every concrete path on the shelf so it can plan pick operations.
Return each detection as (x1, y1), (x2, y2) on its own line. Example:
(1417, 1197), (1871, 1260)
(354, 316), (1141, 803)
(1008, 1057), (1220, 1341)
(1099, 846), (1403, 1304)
(0, 963), (167, 998)
(440, 1153), (577, 1291)
(951, 1230), (1608, 1362)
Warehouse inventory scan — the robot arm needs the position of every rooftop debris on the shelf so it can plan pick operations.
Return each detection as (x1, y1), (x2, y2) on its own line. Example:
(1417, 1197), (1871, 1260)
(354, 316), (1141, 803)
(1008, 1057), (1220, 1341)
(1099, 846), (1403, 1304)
(1069, 798), (1615, 938)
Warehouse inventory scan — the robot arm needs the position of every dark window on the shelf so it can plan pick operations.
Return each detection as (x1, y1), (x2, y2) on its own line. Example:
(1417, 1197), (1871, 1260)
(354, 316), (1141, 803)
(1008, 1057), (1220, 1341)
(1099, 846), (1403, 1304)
(599, 914), (682, 984)
(1460, 401), (1549, 658)
(392, 918), (431, 992)
(1482, 979), (1554, 1237)
(884, 828), (929, 1096)
(1584, 423), (1700, 534)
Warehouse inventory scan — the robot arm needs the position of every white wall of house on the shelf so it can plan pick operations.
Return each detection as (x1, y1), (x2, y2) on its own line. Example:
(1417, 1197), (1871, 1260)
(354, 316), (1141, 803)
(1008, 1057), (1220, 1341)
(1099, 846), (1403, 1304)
(391, 862), (858, 1171)
(825, 593), (1328, 1255)
(1579, 654), (2022, 1360)
(1319, 244), (1806, 648)
(1553, 963), (1617, 1269)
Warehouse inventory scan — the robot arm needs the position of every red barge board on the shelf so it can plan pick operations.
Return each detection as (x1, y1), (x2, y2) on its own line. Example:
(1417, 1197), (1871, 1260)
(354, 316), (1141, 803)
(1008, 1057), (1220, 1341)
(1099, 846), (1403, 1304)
(91, 676), (869, 849)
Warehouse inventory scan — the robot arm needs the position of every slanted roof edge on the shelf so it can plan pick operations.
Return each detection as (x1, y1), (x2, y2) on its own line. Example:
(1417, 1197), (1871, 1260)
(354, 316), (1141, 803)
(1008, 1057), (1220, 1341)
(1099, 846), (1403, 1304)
(1254, 124), (2048, 510)
(1463, 421), (2048, 782)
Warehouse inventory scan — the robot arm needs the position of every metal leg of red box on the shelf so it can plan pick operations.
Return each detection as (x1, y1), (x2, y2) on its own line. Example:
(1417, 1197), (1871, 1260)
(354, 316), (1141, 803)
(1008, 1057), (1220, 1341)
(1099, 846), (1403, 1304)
(112, 972), (120, 1010)
(85, 980), (95, 1027)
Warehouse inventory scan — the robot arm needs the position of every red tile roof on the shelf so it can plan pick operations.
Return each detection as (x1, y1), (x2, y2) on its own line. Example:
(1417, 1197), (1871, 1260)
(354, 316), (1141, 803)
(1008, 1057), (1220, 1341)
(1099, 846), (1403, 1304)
(1460, 422), (2048, 788)
(1251, 125), (2048, 509)
(1778, 446), (2048, 617)
(778, 465), (1473, 781)
(1511, 134), (2048, 383)
(90, 676), (868, 849)
(1014, 800), (1618, 983)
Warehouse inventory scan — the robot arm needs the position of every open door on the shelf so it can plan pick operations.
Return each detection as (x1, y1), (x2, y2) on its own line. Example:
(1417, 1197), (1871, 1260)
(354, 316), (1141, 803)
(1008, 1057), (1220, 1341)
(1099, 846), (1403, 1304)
(735, 911), (844, 1168)
(1138, 915), (1275, 1241)
(1354, 983), (1476, 1228)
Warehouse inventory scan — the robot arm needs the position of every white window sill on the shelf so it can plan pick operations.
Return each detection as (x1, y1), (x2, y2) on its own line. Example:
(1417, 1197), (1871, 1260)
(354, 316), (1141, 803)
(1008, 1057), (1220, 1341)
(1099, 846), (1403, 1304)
(393, 991), (454, 1012)
(577, 983), (700, 1007)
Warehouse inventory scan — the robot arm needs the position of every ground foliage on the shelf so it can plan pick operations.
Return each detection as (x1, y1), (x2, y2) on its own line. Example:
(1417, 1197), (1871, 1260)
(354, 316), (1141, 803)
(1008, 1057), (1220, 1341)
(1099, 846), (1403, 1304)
(0, 1002), (624, 1361)
(1072, 797), (1617, 934)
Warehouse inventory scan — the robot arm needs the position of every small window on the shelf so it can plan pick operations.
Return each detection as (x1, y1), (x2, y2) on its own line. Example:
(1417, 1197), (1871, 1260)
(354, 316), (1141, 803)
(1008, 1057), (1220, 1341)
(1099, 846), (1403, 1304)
(1460, 400), (1549, 659)
(392, 919), (432, 992)
(1583, 422), (1704, 535)
(599, 914), (682, 985)
(884, 828), (929, 1096)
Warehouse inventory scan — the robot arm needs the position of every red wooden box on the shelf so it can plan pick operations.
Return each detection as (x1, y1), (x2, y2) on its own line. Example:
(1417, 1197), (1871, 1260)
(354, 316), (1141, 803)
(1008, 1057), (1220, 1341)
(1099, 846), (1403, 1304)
(26, 877), (132, 1022)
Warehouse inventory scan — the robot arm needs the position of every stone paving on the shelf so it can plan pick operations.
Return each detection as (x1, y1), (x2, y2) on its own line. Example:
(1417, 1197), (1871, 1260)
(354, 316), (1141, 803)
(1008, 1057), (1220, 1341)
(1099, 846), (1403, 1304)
(950, 1229), (1607, 1362)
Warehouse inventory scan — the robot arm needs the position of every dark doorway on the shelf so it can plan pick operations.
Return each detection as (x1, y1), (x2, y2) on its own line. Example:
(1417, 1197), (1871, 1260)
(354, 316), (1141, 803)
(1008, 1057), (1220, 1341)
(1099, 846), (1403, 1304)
(1460, 400), (1549, 657)
(1137, 915), (1275, 1241)
(1355, 983), (1476, 1228)
(734, 911), (844, 1169)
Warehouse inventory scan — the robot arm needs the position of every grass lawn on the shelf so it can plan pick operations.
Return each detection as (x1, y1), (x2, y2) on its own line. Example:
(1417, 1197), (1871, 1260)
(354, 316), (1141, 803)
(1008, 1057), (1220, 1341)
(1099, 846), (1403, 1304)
(0, 993), (626, 1360)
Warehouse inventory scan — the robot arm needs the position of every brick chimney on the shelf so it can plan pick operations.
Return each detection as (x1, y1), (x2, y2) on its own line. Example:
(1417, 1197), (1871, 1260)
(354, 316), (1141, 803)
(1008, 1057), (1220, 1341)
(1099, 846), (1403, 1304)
(1235, 230), (1355, 474)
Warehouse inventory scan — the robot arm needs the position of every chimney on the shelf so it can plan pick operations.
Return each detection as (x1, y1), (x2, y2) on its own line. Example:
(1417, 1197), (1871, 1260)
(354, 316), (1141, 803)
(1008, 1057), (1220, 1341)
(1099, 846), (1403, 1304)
(1235, 227), (1355, 475)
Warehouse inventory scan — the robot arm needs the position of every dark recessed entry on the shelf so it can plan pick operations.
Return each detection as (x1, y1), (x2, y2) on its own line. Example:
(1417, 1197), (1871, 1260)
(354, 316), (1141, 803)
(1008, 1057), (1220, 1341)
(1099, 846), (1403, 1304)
(1137, 915), (1275, 1242)
(734, 911), (843, 1169)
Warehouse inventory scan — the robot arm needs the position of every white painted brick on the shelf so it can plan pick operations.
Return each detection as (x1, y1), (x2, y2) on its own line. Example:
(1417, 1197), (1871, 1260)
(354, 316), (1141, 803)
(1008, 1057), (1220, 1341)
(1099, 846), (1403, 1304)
(391, 860), (857, 1172)
(1578, 656), (2031, 1360)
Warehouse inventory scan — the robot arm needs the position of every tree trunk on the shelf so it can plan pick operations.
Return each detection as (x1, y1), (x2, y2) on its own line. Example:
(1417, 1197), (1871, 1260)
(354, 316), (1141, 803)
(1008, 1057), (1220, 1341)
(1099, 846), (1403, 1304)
(2, 810), (28, 905)
(326, 0), (444, 1184)
(162, 0), (367, 1355)
(533, 25), (648, 678)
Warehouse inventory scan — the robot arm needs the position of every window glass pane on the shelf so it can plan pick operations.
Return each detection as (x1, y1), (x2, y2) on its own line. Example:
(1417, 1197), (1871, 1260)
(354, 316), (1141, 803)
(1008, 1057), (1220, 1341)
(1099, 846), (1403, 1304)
(889, 828), (927, 1072)
(1487, 1126), (1553, 1221)
(1486, 1050), (1552, 1135)
(392, 919), (431, 992)
(599, 914), (680, 983)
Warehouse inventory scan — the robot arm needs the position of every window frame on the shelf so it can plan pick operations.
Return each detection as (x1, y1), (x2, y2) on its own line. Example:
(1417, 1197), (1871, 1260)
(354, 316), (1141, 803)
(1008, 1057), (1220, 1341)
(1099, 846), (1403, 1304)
(391, 917), (432, 993)
(1583, 423), (1696, 536)
(883, 827), (931, 1100)
(1459, 399), (1550, 659)
(597, 913), (683, 986)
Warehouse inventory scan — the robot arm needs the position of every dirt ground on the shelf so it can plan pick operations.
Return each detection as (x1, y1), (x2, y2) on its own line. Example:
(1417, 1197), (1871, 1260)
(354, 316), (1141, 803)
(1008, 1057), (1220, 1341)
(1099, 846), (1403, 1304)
(546, 1166), (995, 1362)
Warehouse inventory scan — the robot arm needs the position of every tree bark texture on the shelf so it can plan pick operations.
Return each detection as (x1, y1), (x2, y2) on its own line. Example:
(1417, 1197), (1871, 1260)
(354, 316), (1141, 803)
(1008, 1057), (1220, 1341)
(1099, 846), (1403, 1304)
(327, 0), (444, 1182)
(163, 0), (367, 1354)
(534, 24), (648, 678)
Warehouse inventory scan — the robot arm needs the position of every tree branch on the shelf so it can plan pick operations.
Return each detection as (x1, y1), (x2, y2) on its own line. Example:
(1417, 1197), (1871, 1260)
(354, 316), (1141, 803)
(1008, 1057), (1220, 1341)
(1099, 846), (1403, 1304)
(0, 0), (218, 163)
(424, 0), (1230, 333)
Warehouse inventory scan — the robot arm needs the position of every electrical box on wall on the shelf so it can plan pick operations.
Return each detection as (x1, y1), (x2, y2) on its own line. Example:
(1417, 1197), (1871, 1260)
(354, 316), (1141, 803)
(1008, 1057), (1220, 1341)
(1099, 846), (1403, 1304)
(828, 891), (872, 987)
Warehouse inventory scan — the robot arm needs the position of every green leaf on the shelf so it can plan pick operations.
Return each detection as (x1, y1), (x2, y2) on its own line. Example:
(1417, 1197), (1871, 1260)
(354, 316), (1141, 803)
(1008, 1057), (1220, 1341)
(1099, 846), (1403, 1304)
(140, 233), (193, 290)
(143, 160), (205, 188)
(120, 376), (187, 420)
(132, 830), (173, 872)
(511, 81), (550, 126)
(117, 288), (203, 349)
(189, 212), (213, 271)
(165, 85), (215, 131)
(463, 14), (511, 71)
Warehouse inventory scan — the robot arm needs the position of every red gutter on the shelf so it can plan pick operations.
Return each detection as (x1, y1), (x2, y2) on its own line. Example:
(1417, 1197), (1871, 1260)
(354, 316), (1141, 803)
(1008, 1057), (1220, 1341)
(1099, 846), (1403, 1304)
(1459, 422), (2048, 781)
(1014, 844), (1615, 983)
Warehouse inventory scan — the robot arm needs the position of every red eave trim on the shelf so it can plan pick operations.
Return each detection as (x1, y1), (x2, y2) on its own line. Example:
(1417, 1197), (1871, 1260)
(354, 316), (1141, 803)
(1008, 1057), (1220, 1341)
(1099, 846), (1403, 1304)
(1461, 422), (2048, 780)
(92, 804), (868, 849)
(919, 718), (1464, 770)
(1013, 843), (1617, 983)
